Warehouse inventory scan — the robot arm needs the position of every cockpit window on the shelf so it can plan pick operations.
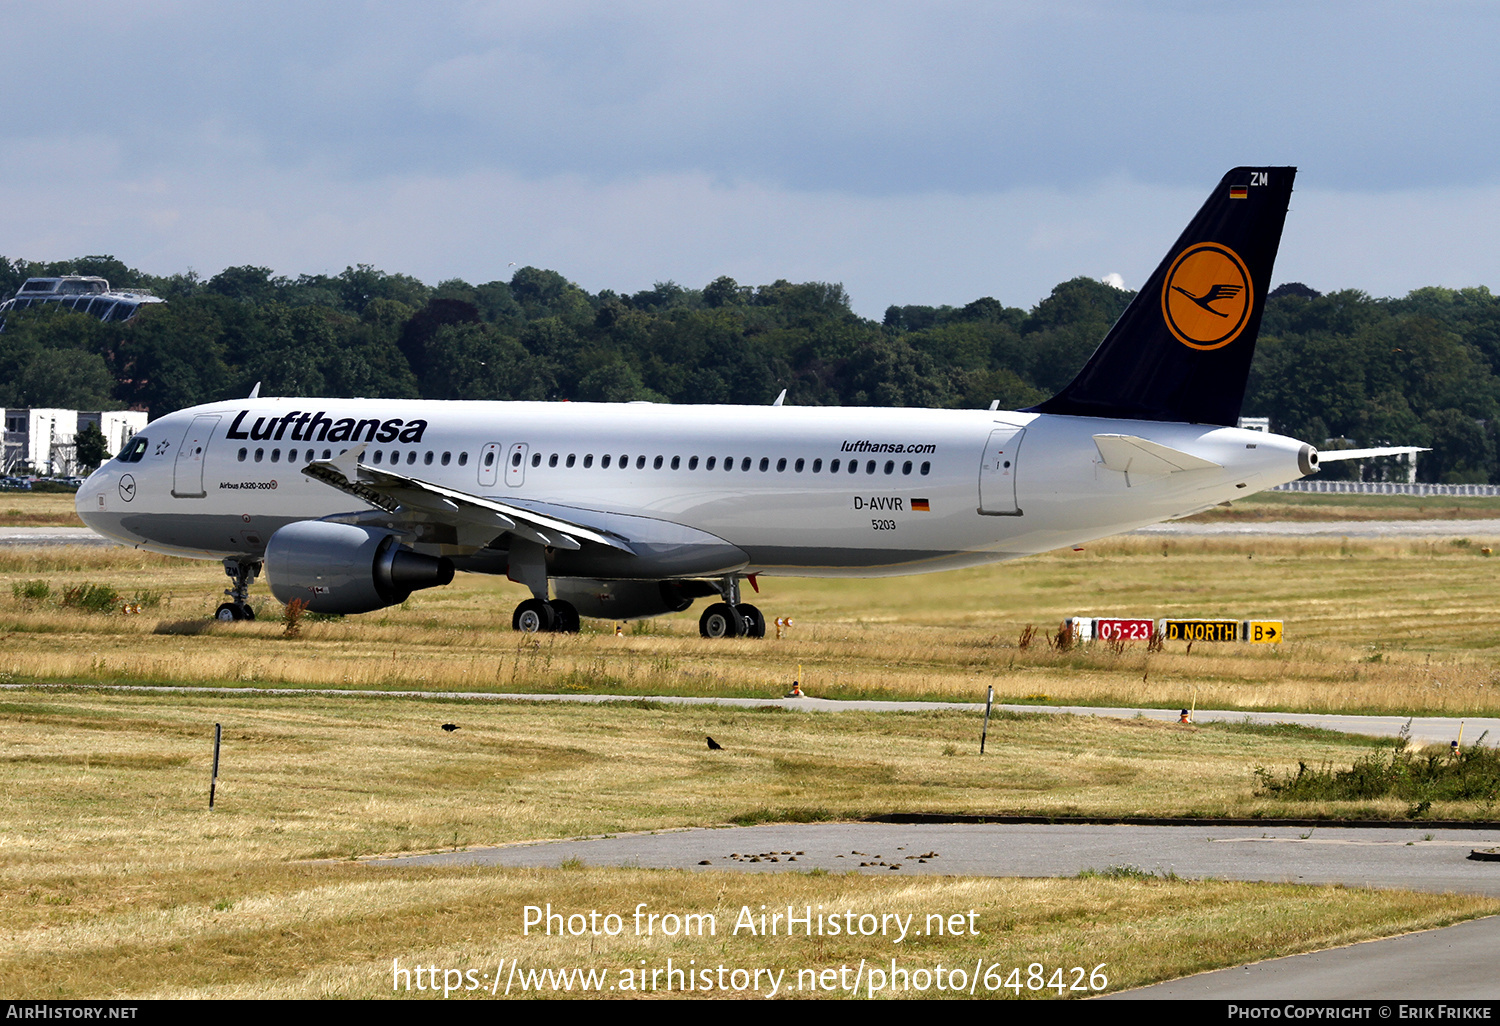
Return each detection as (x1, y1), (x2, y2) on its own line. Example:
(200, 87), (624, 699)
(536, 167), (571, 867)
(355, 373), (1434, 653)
(116, 437), (149, 463)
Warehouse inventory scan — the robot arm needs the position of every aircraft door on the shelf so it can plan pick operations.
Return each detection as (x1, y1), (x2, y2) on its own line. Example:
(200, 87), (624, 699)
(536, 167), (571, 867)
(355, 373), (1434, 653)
(478, 443), (502, 487)
(171, 414), (219, 499)
(506, 443), (529, 487)
(978, 425), (1025, 516)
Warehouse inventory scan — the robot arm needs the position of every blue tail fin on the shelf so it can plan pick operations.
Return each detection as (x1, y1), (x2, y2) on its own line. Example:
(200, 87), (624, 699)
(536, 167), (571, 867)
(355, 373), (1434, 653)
(1031, 166), (1295, 426)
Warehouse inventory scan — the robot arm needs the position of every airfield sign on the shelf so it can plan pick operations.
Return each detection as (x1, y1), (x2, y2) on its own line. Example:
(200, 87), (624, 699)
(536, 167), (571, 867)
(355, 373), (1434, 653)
(1242, 620), (1284, 643)
(1159, 619), (1239, 642)
(1094, 618), (1154, 642)
(1066, 617), (1285, 643)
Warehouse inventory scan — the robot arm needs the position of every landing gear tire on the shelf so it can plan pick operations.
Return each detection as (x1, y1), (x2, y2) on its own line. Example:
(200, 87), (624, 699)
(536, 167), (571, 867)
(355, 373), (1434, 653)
(513, 598), (556, 634)
(738, 603), (766, 638)
(550, 600), (580, 634)
(699, 602), (744, 639)
(215, 602), (254, 622)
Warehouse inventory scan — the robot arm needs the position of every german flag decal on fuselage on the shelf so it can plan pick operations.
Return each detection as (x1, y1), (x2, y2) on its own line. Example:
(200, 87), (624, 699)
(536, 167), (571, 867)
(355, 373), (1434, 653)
(1161, 242), (1253, 351)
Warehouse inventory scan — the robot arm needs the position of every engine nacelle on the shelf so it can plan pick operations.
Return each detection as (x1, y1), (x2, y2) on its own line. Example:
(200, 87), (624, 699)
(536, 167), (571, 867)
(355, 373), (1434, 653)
(265, 521), (454, 614)
(552, 578), (717, 620)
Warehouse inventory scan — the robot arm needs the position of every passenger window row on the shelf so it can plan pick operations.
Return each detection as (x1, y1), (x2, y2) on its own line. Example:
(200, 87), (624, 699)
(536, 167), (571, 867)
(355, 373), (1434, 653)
(235, 447), (471, 467)
(506, 450), (932, 476)
(234, 446), (932, 477)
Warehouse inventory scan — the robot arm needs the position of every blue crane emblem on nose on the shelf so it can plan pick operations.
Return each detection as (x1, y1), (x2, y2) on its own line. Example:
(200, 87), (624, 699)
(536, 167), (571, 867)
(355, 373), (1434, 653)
(118, 475), (136, 502)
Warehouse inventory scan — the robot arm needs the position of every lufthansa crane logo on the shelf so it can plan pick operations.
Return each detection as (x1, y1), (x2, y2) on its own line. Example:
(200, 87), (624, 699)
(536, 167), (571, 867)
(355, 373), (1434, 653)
(1161, 242), (1253, 350)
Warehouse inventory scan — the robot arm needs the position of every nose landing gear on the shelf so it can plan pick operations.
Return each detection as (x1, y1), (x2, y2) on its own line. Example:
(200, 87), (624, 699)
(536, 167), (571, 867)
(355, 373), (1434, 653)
(216, 558), (262, 621)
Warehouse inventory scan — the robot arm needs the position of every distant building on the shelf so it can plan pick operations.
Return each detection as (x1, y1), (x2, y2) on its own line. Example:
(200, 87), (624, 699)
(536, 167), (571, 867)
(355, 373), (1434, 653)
(0, 276), (164, 331)
(2, 408), (147, 475)
(1237, 416), (1271, 433)
(3, 409), (74, 474)
(78, 411), (150, 460)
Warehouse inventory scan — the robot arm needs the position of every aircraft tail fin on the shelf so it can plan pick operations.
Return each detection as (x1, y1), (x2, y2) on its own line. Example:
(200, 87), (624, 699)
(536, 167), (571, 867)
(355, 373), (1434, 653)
(1031, 166), (1296, 426)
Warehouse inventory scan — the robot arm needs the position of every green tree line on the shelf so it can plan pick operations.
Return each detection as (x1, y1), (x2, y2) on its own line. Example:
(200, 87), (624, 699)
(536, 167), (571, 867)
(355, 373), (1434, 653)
(3, 255), (1497, 483)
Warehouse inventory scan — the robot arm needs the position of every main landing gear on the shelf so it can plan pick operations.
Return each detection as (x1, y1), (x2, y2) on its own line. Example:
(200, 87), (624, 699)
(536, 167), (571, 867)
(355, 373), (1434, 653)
(698, 602), (765, 638)
(216, 558), (262, 622)
(507, 539), (579, 633)
(697, 575), (766, 639)
(506, 572), (769, 639)
(512, 598), (581, 634)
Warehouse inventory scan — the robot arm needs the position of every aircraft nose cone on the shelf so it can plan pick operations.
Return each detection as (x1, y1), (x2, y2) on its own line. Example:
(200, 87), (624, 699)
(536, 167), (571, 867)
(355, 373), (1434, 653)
(75, 469), (111, 528)
(75, 475), (95, 515)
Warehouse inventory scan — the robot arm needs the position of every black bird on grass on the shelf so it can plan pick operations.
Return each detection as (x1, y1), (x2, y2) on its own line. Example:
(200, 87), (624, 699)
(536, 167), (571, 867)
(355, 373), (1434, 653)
(442, 723), (459, 732)
(706, 735), (723, 751)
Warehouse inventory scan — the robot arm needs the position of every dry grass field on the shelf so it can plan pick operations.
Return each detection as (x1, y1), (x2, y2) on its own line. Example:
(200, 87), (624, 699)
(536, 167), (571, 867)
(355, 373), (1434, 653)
(0, 491), (81, 526)
(3, 506), (1500, 998)
(1, 531), (1498, 716)
(2, 688), (1497, 998)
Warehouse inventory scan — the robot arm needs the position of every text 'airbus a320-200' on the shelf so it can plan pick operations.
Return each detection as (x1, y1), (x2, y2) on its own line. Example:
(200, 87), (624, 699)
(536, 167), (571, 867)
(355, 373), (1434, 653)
(75, 167), (1412, 638)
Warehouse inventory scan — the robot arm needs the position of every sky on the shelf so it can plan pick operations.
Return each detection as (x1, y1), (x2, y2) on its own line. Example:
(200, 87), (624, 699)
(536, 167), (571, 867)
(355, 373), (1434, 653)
(4, 0), (1500, 319)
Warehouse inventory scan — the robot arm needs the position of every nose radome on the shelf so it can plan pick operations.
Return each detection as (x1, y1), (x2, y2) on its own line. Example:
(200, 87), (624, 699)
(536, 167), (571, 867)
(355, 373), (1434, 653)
(75, 473), (98, 517)
(75, 468), (113, 526)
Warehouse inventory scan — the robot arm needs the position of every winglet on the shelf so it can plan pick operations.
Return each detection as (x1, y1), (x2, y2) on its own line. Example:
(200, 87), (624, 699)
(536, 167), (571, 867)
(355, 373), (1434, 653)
(247, 381), (261, 399)
(302, 444), (396, 513)
(327, 443), (366, 484)
(772, 388), (787, 407)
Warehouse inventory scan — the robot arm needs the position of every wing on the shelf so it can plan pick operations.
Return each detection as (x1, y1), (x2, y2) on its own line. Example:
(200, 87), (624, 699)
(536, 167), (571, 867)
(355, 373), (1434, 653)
(301, 444), (635, 554)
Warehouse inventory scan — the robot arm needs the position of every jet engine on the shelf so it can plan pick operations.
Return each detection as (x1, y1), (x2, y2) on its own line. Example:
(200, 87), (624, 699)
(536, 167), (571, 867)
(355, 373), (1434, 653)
(552, 578), (717, 620)
(264, 521), (454, 614)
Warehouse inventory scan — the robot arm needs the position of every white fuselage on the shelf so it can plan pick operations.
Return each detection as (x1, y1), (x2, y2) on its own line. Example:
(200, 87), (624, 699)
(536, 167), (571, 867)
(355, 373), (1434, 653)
(76, 398), (1310, 578)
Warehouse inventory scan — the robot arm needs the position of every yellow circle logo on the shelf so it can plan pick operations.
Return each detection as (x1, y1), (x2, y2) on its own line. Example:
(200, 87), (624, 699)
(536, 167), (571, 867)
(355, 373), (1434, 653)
(1161, 243), (1253, 350)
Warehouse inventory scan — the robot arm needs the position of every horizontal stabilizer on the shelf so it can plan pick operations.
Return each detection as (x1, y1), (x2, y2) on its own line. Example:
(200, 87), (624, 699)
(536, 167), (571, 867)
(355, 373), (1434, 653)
(1316, 446), (1428, 463)
(1094, 434), (1222, 476)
